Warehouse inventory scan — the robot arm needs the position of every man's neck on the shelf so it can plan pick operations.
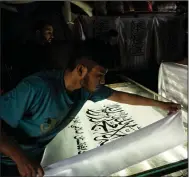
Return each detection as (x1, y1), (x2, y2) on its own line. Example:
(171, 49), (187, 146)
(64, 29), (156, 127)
(64, 69), (80, 92)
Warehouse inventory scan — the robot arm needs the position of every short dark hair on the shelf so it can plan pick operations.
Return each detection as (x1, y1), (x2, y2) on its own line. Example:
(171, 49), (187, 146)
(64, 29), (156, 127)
(67, 39), (110, 70)
(34, 20), (52, 32)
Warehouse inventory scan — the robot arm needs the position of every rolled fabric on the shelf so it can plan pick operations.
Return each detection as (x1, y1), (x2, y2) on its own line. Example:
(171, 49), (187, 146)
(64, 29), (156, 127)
(43, 110), (185, 176)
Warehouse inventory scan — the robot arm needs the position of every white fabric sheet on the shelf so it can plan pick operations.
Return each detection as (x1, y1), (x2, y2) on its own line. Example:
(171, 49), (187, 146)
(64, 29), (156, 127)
(41, 100), (164, 167)
(42, 98), (185, 176)
(158, 62), (187, 109)
(158, 62), (188, 131)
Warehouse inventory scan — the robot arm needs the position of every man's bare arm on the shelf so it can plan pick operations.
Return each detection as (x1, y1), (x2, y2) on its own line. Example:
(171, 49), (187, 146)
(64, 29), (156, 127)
(108, 91), (181, 112)
(0, 120), (25, 161)
(0, 120), (44, 177)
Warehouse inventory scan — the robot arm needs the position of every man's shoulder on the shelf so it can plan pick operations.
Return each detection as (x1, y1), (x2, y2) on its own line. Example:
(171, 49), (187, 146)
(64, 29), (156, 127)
(21, 74), (47, 91)
(23, 70), (63, 87)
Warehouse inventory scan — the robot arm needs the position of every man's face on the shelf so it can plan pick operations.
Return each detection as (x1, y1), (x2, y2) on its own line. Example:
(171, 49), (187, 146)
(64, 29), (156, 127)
(81, 65), (107, 93)
(42, 25), (54, 43)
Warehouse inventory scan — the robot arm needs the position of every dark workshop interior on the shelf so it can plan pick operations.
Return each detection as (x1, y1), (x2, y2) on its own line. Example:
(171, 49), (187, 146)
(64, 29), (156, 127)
(1, 1), (188, 93)
(0, 1), (188, 177)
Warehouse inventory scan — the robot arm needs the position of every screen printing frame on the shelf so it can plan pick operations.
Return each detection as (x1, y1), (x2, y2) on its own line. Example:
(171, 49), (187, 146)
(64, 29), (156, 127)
(114, 75), (188, 177)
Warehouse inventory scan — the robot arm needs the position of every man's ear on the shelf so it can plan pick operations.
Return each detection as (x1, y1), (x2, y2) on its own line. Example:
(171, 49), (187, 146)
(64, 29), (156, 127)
(76, 64), (88, 78)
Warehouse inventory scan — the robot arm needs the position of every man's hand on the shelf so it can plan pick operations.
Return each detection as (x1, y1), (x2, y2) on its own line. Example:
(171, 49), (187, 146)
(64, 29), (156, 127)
(15, 155), (44, 177)
(0, 121), (45, 177)
(108, 91), (181, 115)
(158, 102), (181, 115)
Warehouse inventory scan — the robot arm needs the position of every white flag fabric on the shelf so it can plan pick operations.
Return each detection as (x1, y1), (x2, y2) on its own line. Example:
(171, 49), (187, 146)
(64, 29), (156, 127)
(42, 99), (185, 176)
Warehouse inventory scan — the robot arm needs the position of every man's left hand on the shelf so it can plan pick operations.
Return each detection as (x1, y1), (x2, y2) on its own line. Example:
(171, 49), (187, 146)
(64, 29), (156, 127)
(159, 102), (181, 115)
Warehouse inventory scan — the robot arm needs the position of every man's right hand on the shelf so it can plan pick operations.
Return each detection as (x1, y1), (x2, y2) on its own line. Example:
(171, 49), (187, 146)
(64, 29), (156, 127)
(0, 120), (45, 177)
(15, 155), (44, 177)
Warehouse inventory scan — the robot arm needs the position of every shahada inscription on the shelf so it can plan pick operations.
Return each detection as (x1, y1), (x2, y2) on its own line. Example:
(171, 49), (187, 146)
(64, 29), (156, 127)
(69, 104), (141, 154)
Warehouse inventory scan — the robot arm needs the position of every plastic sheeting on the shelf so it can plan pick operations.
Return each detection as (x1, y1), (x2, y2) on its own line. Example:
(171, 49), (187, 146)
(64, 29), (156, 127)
(76, 16), (153, 70)
(75, 15), (153, 71)
(42, 107), (185, 176)
(74, 14), (185, 70)
(154, 14), (185, 64)
(116, 16), (153, 71)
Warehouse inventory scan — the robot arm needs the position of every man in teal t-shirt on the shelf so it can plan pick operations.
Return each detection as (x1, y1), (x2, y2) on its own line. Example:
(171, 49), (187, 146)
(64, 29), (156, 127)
(0, 41), (180, 177)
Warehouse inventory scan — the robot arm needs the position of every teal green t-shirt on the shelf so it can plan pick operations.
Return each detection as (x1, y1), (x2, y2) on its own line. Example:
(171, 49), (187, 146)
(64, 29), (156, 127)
(0, 70), (114, 165)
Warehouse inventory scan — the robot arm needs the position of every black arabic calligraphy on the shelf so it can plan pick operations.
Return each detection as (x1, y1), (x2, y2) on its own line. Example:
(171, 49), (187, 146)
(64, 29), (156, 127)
(69, 116), (88, 154)
(86, 104), (141, 146)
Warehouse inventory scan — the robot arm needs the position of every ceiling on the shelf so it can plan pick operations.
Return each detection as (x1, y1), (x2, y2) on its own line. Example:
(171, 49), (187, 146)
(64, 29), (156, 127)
(2, 1), (188, 15)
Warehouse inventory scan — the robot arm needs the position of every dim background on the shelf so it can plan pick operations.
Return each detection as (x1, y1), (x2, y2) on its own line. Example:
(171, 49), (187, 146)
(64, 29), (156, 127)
(1, 1), (188, 93)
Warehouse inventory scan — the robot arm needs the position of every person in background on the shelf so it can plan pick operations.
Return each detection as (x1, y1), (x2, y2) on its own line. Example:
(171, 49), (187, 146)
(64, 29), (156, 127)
(0, 41), (180, 177)
(34, 20), (54, 45)
(16, 21), (54, 82)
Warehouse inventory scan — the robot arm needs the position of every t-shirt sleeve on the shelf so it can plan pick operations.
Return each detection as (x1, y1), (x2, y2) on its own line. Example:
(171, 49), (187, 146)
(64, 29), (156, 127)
(89, 85), (114, 102)
(0, 79), (38, 128)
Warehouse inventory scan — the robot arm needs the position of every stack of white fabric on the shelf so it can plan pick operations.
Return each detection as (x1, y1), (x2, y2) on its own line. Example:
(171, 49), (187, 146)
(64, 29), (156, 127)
(158, 62), (188, 123)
